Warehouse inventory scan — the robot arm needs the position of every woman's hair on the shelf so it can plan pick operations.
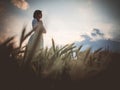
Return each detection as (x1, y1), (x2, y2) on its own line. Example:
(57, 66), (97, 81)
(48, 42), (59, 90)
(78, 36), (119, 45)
(33, 10), (42, 19)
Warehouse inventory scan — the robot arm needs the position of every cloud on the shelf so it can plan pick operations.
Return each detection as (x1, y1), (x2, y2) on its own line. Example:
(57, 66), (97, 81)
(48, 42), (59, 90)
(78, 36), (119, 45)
(80, 28), (106, 42)
(80, 34), (91, 41)
(11, 0), (29, 10)
(91, 28), (104, 37)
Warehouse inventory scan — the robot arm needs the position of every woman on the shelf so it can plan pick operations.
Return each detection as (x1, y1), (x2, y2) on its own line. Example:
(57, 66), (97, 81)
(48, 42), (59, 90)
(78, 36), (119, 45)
(25, 10), (46, 61)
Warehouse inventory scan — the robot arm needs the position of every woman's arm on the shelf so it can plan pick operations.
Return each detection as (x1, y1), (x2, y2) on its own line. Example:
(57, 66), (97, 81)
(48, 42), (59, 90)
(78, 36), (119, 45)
(39, 21), (46, 33)
(42, 26), (46, 33)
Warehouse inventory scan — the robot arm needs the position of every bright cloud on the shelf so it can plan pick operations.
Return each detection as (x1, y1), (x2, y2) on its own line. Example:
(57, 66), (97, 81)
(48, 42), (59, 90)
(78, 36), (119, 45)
(93, 22), (113, 39)
(44, 16), (81, 47)
(11, 0), (29, 10)
(43, 3), (115, 47)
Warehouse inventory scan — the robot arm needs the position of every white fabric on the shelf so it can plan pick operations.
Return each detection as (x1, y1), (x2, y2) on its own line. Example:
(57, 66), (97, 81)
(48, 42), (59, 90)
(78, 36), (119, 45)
(25, 19), (46, 61)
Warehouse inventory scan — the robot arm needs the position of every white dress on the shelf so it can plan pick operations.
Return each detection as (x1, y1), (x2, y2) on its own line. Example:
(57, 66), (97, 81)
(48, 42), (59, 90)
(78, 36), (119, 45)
(25, 19), (46, 61)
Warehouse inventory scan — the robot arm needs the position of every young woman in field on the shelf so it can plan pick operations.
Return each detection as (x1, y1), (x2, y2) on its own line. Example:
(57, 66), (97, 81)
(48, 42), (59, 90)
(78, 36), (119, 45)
(25, 10), (46, 61)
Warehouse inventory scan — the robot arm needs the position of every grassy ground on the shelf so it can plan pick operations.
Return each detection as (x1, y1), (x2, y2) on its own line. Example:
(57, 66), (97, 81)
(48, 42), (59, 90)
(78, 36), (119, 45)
(0, 27), (120, 90)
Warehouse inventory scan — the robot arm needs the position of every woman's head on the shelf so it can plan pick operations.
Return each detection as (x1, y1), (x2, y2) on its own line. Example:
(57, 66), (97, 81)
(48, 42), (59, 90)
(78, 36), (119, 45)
(33, 10), (42, 21)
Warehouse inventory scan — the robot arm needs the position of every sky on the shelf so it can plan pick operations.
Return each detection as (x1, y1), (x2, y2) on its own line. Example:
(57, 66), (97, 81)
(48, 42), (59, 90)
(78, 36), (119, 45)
(0, 0), (120, 47)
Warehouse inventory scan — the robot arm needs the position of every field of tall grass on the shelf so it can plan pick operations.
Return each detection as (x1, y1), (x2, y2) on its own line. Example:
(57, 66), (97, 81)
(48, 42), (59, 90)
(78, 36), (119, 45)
(0, 26), (120, 90)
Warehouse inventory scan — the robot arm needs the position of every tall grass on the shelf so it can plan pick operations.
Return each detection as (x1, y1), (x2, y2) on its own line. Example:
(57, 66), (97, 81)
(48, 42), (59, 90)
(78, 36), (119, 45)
(1, 27), (111, 78)
(3, 26), (111, 80)
(0, 26), (120, 90)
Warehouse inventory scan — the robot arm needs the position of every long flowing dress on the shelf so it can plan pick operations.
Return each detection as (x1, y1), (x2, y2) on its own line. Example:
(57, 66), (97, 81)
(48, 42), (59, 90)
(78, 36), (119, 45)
(25, 19), (46, 61)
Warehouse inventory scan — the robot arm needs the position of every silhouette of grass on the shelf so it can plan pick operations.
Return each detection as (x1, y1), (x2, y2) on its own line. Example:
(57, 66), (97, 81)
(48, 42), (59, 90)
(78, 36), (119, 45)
(0, 26), (120, 90)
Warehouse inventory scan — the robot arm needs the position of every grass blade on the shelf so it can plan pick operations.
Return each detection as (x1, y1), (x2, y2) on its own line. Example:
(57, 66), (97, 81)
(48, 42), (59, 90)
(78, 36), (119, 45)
(19, 26), (26, 48)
